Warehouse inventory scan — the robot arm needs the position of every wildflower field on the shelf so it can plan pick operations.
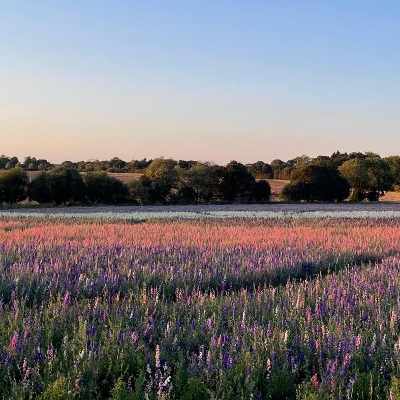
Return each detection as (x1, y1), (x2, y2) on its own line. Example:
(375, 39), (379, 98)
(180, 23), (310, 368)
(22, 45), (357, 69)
(2, 208), (400, 399)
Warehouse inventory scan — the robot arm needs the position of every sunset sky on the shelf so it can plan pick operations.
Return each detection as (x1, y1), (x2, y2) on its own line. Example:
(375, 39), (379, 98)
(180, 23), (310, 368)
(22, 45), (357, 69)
(1, 1), (399, 165)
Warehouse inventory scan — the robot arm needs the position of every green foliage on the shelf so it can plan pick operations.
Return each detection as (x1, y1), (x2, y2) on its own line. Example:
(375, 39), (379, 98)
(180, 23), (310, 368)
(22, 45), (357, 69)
(0, 167), (29, 203)
(350, 372), (386, 400)
(281, 181), (308, 201)
(128, 176), (153, 205)
(253, 179), (271, 202)
(109, 378), (136, 400)
(385, 156), (400, 187)
(339, 157), (393, 201)
(270, 159), (288, 179)
(267, 368), (296, 399)
(282, 164), (349, 202)
(219, 161), (257, 202)
(390, 376), (400, 400)
(84, 171), (129, 204)
(3, 151), (400, 206)
(38, 376), (73, 400)
(49, 167), (86, 205)
(176, 163), (217, 204)
(247, 161), (273, 179)
(181, 378), (209, 400)
(28, 167), (86, 205)
(144, 158), (179, 204)
(296, 381), (318, 400)
(28, 171), (54, 203)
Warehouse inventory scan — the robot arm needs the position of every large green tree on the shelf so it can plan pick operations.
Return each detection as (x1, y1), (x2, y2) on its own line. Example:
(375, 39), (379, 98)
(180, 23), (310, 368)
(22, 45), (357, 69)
(27, 172), (53, 203)
(385, 155), (400, 190)
(218, 161), (257, 202)
(175, 163), (218, 204)
(281, 164), (349, 202)
(246, 161), (273, 179)
(84, 171), (129, 204)
(0, 168), (29, 204)
(28, 167), (86, 205)
(253, 180), (271, 202)
(129, 159), (179, 204)
(128, 176), (153, 205)
(338, 157), (393, 201)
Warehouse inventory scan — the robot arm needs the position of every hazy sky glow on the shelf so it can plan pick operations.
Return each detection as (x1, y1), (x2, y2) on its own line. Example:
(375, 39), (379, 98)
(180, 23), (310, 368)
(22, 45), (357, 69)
(1, 1), (399, 164)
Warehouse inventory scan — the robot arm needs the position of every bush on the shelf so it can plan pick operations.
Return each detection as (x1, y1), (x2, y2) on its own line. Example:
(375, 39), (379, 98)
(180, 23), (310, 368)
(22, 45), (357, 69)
(253, 180), (271, 202)
(84, 171), (129, 204)
(282, 164), (349, 202)
(38, 376), (73, 400)
(0, 167), (29, 203)
(28, 167), (86, 205)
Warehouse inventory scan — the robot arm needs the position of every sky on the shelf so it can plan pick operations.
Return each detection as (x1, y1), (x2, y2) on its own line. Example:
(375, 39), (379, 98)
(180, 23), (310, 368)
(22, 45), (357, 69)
(1, 1), (400, 165)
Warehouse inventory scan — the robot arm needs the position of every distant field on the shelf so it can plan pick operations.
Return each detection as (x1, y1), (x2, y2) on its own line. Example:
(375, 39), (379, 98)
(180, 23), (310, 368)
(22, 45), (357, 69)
(26, 170), (142, 183)
(379, 191), (400, 202)
(265, 179), (289, 200)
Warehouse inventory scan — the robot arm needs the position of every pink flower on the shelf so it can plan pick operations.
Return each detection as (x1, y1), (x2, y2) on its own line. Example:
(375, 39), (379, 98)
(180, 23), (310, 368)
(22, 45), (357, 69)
(9, 331), (18, 353)
(312, 373), (319, 389)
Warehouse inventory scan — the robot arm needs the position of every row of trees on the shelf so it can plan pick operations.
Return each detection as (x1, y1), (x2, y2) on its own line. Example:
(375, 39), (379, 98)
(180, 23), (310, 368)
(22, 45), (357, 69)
(2, 151), (400, 204)
(129, 159), (270, 205)
(0, 168), (129, 205)
(0, 155), (153, 173)
(281, 154), (396, 202)
(2, 151), (400, 186)
(0, 160), (271, 205)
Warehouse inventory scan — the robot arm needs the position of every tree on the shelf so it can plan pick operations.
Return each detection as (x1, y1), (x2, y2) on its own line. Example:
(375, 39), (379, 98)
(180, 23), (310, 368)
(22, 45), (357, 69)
(23, 156), (37, 170)
(143, 158), (179, 204)
(330, 151), (350, 168)
(176, 163), (217, 204)
(281, 164), (349, 202)
(270, 159), (287, 179)
(61, 160), (77, 169)
(0, 168), (29, 203)
(253, 180), (271, 202)
(363, 157), (393, 200)
(281, 181), (309, 202)
(36, 159), (52, 170)
(125, 158), (152, 172)
(177, 160), (197, 170)
(216, 161), (258, 202)
(28, 167), (86, 205)
(338, 157), (393, 201)
(313, 155), (334, 168)
(50, 167), (86, 204)
(246, 161), (273, 179)
(128, 175), (153, 205)
(0, 155), (11, 169)
(108, 157), (126, 171)
(385, 155), (400, 190)
(84, 171), (129, 204)
(28, 172), (53, 203)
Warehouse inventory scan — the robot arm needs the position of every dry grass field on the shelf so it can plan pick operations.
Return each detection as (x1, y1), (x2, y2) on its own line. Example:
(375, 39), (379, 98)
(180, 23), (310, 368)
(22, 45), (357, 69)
(380, 191), (400, 202)
(266, 179), (289, 201)
(26, 170), (142, 183)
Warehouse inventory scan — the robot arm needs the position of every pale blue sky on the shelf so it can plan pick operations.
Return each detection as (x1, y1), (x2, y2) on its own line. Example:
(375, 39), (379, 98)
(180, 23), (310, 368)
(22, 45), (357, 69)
(1, 1), (399, 164)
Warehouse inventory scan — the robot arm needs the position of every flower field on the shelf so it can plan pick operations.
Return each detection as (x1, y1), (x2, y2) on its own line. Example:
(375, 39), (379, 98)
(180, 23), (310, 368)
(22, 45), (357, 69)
(1, 211), (400, 399)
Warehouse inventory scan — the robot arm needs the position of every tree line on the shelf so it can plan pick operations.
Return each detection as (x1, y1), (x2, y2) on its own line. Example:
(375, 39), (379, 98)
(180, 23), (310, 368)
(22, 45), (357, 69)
(280, 152), (399, 202)
(1, 151), (400, 205)
(0, 155), (153, 173)
(0, 160), (270, 206)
